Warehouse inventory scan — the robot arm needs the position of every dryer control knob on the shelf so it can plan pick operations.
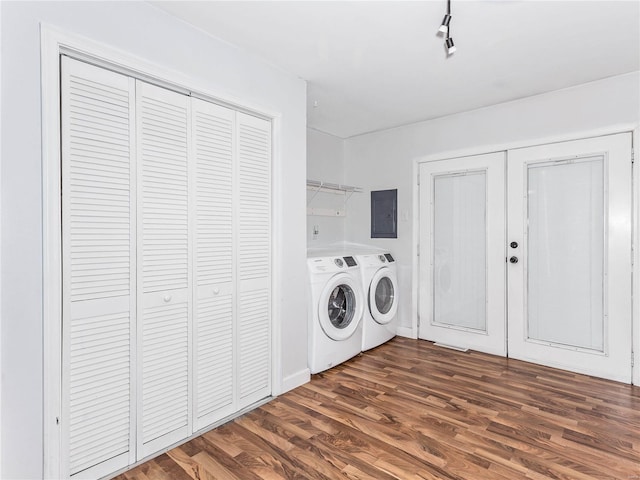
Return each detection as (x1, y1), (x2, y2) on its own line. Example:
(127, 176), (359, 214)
(379, 254), (386, 262)
(334, 258), (344, 268)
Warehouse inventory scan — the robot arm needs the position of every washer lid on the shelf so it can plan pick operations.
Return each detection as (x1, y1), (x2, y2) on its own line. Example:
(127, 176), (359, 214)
(318, 273), (364, 340)
(369, 267), (398, 325)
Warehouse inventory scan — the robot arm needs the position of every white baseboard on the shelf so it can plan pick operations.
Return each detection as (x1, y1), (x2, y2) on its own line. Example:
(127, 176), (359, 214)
(396, 326), (417, 339)
(279, 368), (310, 394)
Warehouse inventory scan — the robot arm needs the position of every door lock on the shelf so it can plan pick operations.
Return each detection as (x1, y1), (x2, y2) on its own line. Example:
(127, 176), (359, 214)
(510, 241), (518, 249)
(509, 256), (519, 264)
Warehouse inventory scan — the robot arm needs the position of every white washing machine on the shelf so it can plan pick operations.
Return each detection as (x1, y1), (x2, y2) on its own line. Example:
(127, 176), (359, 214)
(355, 252), (399, 351)
(307, 254), (365, 374)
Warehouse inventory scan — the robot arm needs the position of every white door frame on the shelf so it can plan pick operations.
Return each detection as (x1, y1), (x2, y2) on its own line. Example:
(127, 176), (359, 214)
(633, 128), (640, 386)
(41, 24), (283, 478)
(412, 126), (638, 384)
(0, 4), (3, 473)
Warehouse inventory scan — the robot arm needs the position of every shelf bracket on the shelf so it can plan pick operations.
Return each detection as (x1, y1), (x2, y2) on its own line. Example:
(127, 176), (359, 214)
(307, 181), (324, 206)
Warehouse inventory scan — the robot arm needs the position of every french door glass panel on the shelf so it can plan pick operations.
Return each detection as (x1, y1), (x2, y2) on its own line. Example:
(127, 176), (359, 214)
(508, 133), (632, 383)
(418, 152), (506, 356)
(433, 172), (487, 331)
(527, 158), (604, 351)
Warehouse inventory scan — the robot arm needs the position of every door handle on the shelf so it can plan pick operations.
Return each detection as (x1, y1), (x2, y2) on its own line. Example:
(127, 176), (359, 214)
(509, 256), (518, 264)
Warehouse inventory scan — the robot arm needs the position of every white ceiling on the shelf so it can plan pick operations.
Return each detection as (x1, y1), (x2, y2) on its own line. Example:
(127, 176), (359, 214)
(152, 1), (640, 139)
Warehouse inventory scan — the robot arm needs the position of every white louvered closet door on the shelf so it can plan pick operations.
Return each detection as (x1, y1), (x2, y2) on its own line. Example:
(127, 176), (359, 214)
(61, 57), (136, 479)
(60, 58), (273, 478)
(237, 113), (272, 408)
(191, 99), (236, 430)
(136, 81), (192, 458)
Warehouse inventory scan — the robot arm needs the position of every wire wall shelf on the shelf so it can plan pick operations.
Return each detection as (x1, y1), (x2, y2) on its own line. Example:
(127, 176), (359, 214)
(306, 179), (363, 217)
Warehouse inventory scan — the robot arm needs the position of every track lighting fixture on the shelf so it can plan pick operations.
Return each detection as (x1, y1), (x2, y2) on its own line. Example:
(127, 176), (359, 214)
(438, 0), (456, 56)
(438, 13), (451, 34)
(446, 37), (456, 54)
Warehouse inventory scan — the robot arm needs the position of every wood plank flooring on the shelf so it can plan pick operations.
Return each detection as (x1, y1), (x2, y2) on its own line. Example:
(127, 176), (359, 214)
(114, 337), (640, 480)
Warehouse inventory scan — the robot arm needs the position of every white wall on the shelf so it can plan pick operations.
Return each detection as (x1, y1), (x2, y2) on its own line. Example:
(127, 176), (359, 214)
(0, 2), (307, 478)
(306, 128), (347, 247)
(344, 72), (640, 336)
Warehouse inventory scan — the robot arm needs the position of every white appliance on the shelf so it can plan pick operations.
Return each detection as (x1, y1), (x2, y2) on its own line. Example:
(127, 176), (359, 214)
(355, 252), (399, 351)
(307, 254), (365, 374)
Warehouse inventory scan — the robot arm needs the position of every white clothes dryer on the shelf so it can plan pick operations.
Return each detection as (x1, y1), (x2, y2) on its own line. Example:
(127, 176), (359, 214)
(355, 252), (399, 351)
(307, 254), (365, 374)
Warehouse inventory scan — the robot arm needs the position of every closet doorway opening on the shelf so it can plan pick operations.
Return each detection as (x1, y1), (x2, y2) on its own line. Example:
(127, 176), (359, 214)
(44, 47), (275, 479)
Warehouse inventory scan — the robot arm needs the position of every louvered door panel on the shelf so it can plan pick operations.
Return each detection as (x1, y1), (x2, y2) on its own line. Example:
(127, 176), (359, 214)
(237, 113), (271, 407)
(194, 294), (234, 427)
(238, 289), (270, 399)
(192, 99), (236, 429)
(136, 81), (191, 457)
(60, 59), (274, 478)
(141, 301), (188, 440)
(193, 101), (234, 287)
(61, 57), (135, 478)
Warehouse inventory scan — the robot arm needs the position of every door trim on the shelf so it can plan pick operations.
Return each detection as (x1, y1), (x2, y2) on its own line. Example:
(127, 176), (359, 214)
(634, 128), (639, 386)
(41, 25), (282, 478)
(412, 127), (639, 384)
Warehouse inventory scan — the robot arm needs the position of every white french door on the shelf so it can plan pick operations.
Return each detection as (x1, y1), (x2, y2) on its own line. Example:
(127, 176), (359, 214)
(418, 152), (506, 356)
(507, 134), (632, 383)
(419, 133), (633, 383)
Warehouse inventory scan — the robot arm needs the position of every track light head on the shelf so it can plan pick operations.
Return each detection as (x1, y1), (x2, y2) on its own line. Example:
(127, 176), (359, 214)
(438, 0), (456, 56)
(438, 14), (451, 34)
(446, 37), (457, 55)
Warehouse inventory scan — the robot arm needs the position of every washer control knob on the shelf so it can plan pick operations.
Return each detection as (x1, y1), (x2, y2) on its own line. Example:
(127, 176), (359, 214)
(334, 258), (344, 268)
(378, 254), (386, 262)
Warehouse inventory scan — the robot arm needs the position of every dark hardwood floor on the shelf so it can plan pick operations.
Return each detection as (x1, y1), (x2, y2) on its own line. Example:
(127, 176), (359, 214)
(114, 337), (640, 479)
